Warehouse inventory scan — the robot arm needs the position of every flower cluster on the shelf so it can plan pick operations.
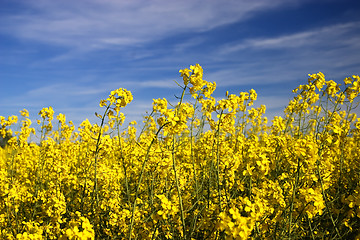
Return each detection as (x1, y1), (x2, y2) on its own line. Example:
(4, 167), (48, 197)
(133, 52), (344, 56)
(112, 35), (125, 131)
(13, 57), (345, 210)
(0, 65), (359, 239)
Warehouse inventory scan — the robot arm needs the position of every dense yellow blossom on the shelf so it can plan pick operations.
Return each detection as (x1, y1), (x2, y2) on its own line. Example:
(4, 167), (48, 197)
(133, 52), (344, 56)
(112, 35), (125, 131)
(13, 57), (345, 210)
(0, 64), (359, 239)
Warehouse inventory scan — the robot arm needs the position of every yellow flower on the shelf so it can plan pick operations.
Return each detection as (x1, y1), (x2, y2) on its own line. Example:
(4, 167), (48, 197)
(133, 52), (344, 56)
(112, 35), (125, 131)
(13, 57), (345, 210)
(179, 68), (192, 85)
(56, 113), (66, 124)
(99, 99), (107, 107)
(20, 109), (29, 118)
(249, 89), (257, 101)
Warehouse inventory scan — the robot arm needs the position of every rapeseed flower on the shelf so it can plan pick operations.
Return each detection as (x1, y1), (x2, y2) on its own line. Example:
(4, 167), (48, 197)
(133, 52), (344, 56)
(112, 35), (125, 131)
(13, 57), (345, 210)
(0, 65), (359, 239)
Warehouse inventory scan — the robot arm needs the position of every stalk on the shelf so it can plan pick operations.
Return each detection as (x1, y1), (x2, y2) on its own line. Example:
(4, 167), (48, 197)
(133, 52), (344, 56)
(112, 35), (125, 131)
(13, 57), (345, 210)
(93, 105), (111, 207)
(215, 110), (223, 212)
(171, 83), (188, 238)
(128, 123), (169, 239)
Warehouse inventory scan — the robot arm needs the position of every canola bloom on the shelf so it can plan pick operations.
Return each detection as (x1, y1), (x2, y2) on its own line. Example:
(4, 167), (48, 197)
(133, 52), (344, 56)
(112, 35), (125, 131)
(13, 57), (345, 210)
(1, 64), (360, 239)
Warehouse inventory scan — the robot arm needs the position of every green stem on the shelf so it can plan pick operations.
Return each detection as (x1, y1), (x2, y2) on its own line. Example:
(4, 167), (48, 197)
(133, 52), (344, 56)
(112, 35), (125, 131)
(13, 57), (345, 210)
(93, 105), (110, 208)
(288, 156), (301, 238)
(215, 110), (223, 212)
(128, 123), (169, 240)
(171, 83), (188, 238)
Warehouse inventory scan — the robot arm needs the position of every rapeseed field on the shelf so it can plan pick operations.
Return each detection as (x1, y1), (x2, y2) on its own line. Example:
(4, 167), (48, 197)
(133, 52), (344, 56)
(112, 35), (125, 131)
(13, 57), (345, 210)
(1, 64), (360, 239)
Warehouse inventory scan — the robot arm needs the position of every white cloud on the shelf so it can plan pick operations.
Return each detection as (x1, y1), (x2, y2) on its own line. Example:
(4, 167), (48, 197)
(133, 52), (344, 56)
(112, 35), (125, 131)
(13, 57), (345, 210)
(136, 80), (178, 88)
(220, 22), (360, 53)
(2, 0), (358, 131)
(1, 0), (309, 50)
(206, 20), (360, 88)
(25, 83), (106, 98)
(0, 77), (178, 120)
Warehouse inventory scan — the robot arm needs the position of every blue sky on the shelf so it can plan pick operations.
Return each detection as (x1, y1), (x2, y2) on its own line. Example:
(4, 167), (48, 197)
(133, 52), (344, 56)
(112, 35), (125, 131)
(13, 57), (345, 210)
(1, 0), (360, 131)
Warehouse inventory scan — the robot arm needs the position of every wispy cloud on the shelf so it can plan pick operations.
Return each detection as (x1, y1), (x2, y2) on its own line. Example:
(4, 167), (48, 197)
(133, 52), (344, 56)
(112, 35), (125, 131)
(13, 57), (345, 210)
(207, 21), (360, 88)
(220, 21), (360, 53)
(0, 0), (309, 51)
(1, 0), (359, 130)
(0, 77), (178, 119)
